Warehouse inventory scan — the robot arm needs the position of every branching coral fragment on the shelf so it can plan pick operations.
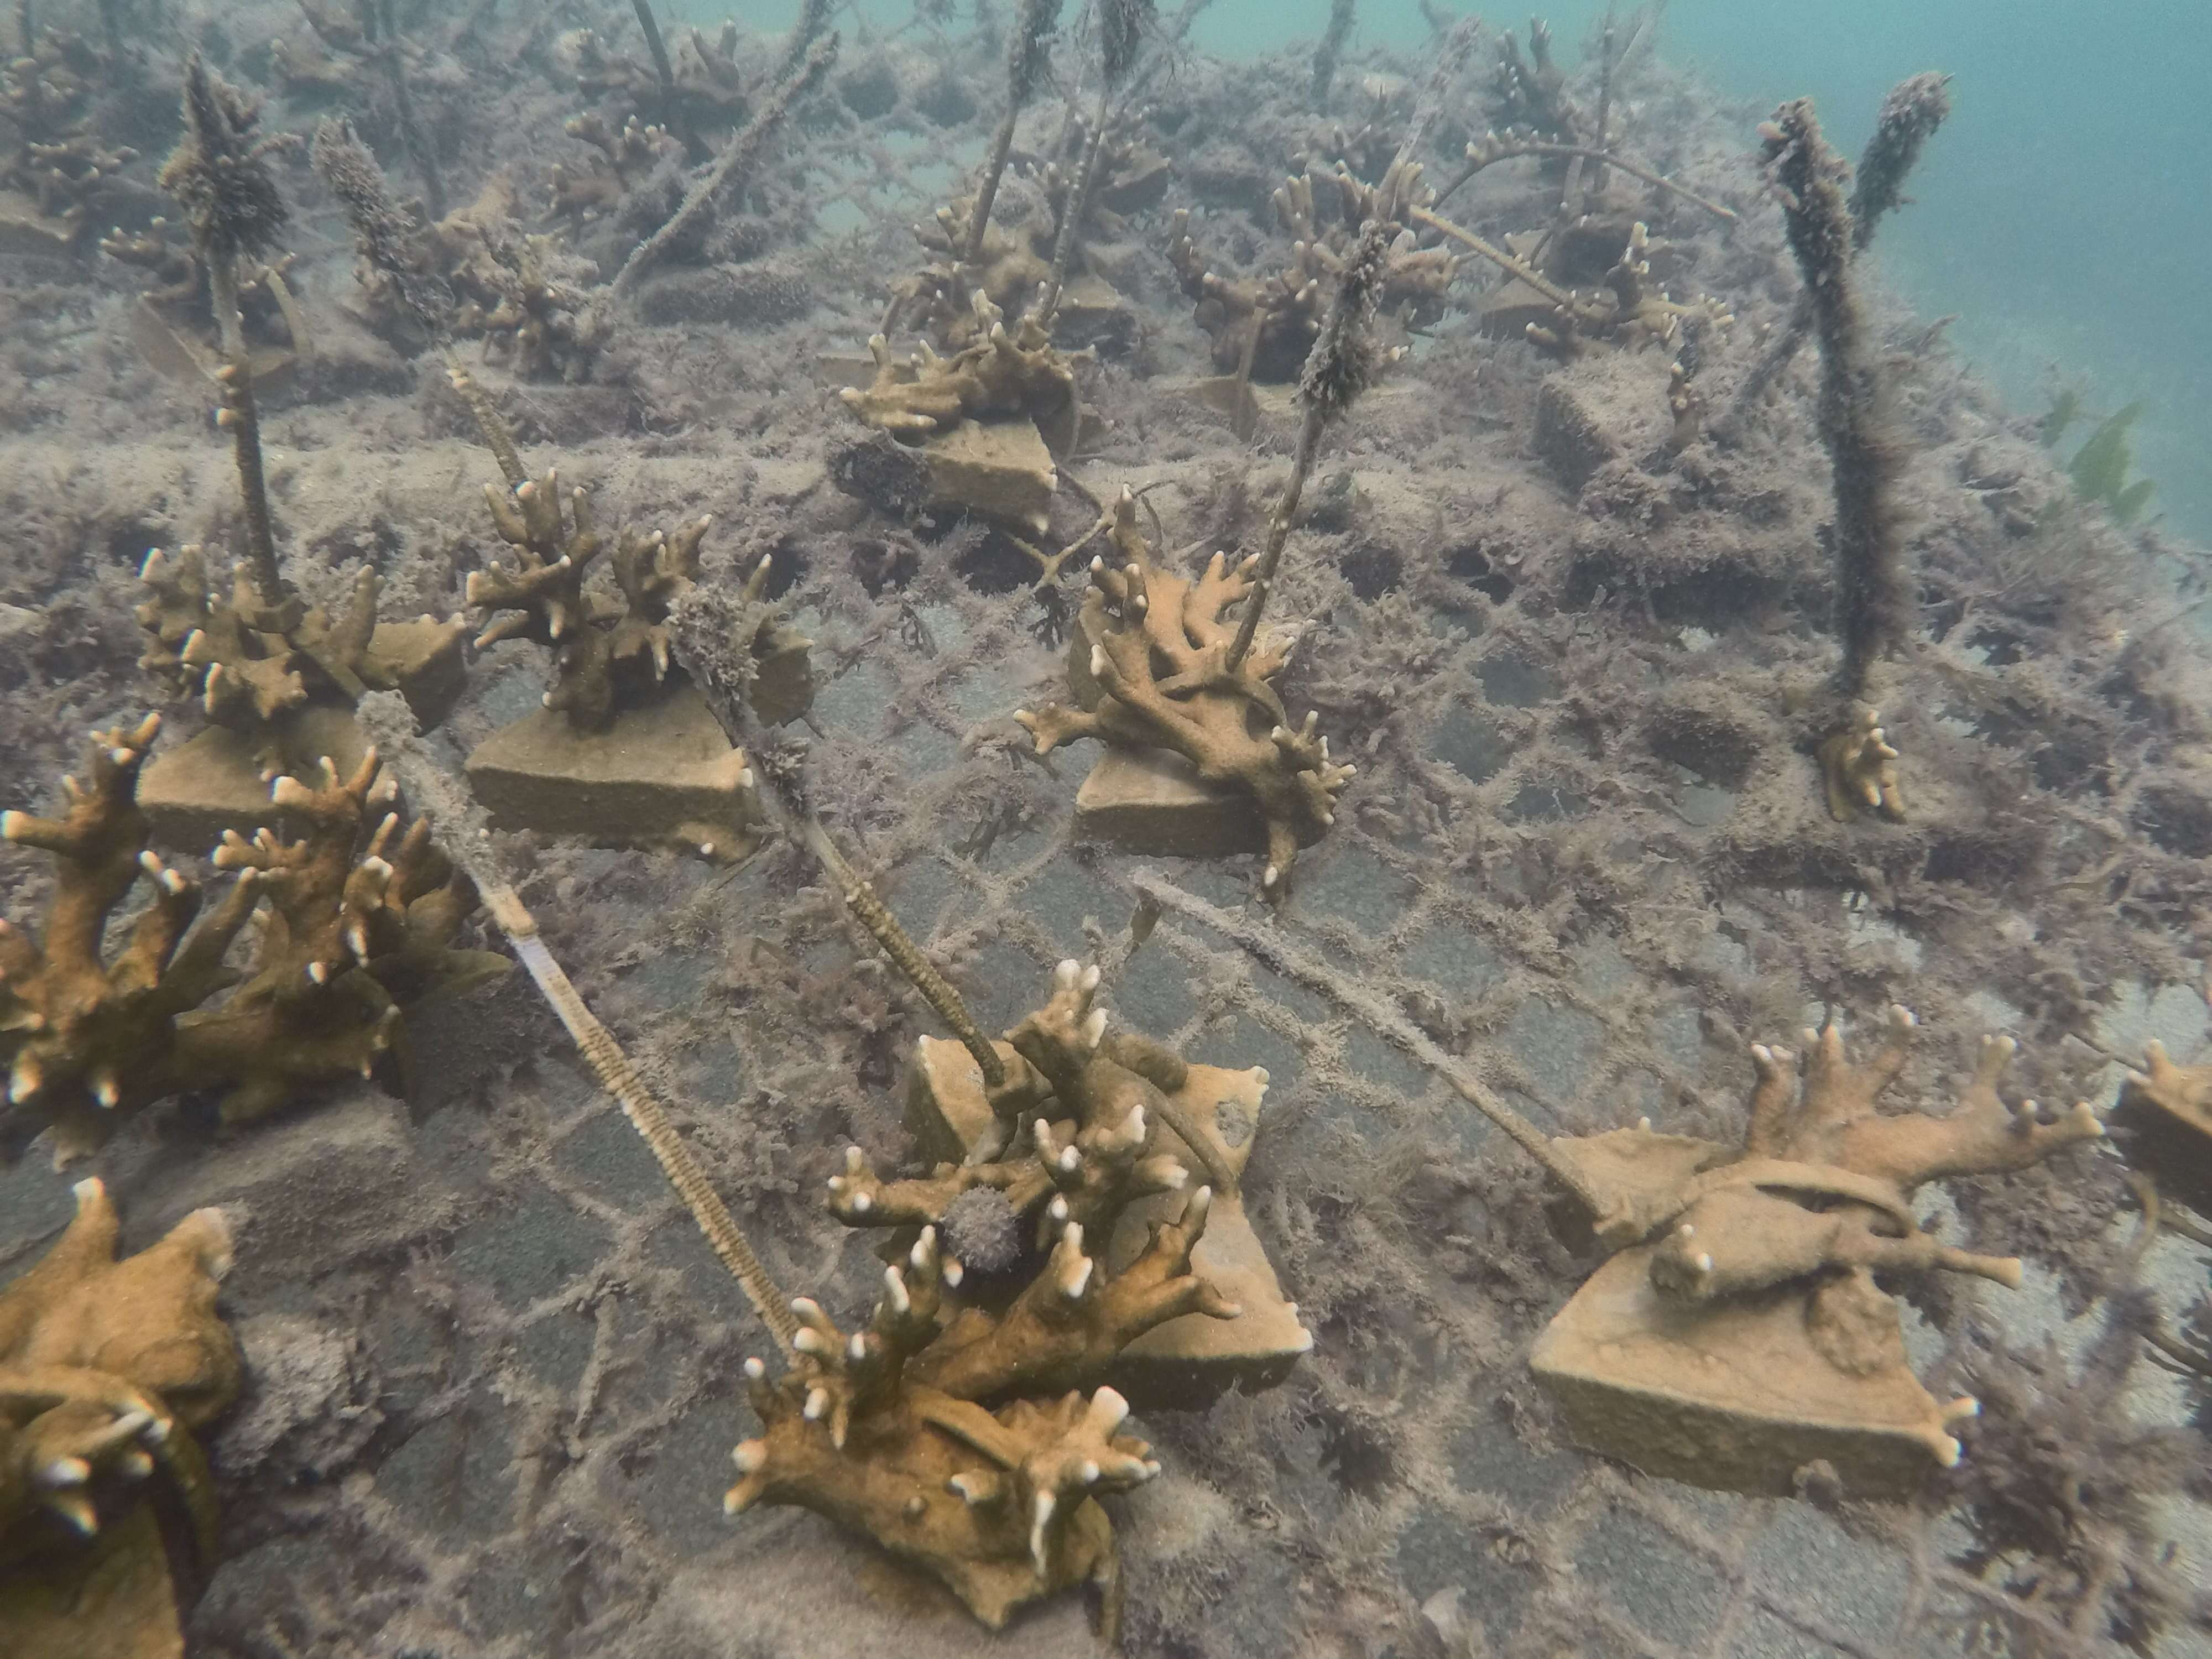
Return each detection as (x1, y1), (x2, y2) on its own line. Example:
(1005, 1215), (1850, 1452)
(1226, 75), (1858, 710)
(468, 469), (800, 734)
(0, 1179), (236, 1577)
(729, 1244), (1160, 1632)
(729, 960), (1287, 1638)
(135, 542), (466, 772)
(1536, 1009), (2107, 1491)
(0, 17), (135, 253)
(1014, 492), (1351, 898)
(549, 111), (679, 226)
(0, 721), (502, 1162)
(842, 292), (1079, 454)
(1817, 700), (1905, 822)
(1169, 157), (1454, 382)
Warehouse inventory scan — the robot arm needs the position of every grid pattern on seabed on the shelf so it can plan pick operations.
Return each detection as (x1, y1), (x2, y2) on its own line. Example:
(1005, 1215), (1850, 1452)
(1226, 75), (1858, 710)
(121, 558), (2176, 1659)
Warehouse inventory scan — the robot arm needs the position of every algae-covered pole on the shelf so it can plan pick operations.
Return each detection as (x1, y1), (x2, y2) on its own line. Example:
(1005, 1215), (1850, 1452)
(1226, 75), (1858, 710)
(963, 0), (1062, 267)
(1765, 98), (1907, 705)
(771, 0), (832, 86)
(311, 118), (526, 487)
(1434, 137), (1738, 223)
(161, 53), (293, 606)
(362, 0), (445, 222)
(663, 586), (1010, 1092)
(612, 33), (838, 299)
(1763, 98), (1912, 823)
(1715, 72), (1950, 442)
(354, 691), (801, 1358)
(1310, 0), (1355, 111)
(1225, 219), (1391, 672)
(1039, 0), (1154, 319)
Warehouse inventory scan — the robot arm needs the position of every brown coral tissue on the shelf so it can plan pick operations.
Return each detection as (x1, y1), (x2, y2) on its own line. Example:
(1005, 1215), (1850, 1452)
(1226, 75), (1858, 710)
(1, 1179), (238, 1653)
(726, 960), (1289, 1640)
(0, 718), (504, 1164)
(1016, 489), (1352, 898)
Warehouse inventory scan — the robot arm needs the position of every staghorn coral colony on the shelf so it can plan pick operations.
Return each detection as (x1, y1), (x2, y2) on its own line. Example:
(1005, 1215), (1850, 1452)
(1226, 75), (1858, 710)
(0, 2), (2208, 1656)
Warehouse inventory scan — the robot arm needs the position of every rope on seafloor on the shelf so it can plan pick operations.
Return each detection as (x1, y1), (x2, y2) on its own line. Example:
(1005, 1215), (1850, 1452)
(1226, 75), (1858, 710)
(354, 693), (800, 1358)
(1129, 871), (1607, 1218)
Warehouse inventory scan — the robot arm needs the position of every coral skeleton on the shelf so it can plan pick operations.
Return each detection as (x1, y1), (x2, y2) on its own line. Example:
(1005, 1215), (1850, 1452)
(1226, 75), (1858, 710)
(0, 721), (504, 1163)
(0, 1178), (236, 1646)
(1015, 489), (1352, 898)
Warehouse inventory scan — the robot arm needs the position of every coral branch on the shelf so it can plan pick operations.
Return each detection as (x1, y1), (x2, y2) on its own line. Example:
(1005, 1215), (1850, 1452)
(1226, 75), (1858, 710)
(0, 1179), (236, 1574)
(1016, 493), (1350, 899)
(0, 720), (499, 1162)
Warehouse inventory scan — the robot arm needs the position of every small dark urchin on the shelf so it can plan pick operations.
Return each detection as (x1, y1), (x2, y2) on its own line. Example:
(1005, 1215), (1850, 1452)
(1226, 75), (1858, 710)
(938, 1186), (1025, 1280)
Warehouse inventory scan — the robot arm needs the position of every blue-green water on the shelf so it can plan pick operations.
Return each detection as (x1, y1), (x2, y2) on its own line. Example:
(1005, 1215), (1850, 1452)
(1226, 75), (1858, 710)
(752, 0), (2209, 540)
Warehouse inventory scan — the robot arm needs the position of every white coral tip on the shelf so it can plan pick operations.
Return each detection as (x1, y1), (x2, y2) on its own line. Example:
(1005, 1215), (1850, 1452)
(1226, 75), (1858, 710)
(1091, 1386), (1130, 1433)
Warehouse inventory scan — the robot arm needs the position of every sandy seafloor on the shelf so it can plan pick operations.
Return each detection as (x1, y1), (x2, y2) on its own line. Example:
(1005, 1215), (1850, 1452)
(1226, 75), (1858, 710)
(2, 3), (2210, 1656)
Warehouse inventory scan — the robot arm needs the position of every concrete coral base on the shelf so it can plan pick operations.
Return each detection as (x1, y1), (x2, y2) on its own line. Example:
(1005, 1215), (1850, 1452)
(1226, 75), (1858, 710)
(1072, 747), (1274, 859)
(906, 1035), (1312, 1405)
(1531, 1246), (1970, 1498)
(920, 416), (1056, 538)
(135, 617), (468, 848)
(137, 702), (371, 850)
(464, 685), (760, 862)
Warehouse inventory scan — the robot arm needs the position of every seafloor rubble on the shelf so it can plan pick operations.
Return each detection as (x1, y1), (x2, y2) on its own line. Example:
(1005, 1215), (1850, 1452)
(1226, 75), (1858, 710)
(1, 2), (2210, 1657)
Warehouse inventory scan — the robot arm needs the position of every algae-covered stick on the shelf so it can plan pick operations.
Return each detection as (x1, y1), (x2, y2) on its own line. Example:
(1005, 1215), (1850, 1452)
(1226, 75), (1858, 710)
(1225, 220), (1391, 672)
(161, 53), (293, 606)
(1764, 97), (1907, 705)
(1039, 0), (1154, 319)
(1715, 72), (1950, 443)
(1310, 0), (1355, 109)
(663, 587), (1010, 1091)
(312, 118), (528, 488)
(1433, 139), (1738, 222)
(964, 0), (1061, 267)
(354, 692), (801, 1358)
(613, 33), (838, 299)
